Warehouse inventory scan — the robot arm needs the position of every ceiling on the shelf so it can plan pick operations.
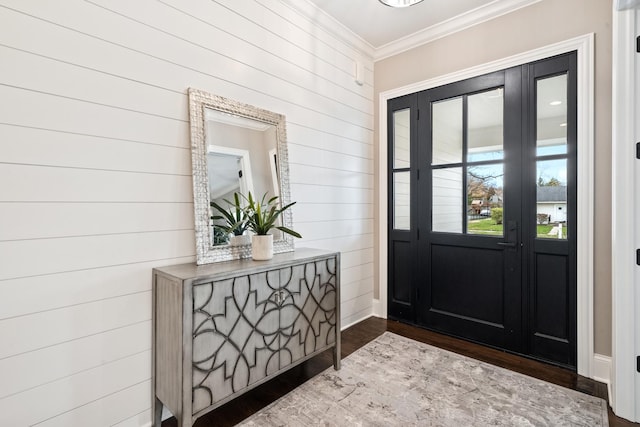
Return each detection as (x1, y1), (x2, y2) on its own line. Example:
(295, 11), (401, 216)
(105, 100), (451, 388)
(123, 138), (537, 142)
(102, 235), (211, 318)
(301, 0), (540, 58)
(307, 0), (494, 48)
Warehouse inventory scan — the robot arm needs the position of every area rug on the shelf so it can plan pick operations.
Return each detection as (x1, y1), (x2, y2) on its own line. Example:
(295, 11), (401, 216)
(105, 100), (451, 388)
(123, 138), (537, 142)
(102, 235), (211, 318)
(238, 332), (608, 426)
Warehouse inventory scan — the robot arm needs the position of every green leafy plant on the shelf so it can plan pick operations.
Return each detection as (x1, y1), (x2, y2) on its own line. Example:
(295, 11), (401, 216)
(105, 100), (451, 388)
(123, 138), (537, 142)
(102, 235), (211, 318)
(210, 192), (249, 236)
(491, 207), (503, 225)
(243, 192), (302, 238)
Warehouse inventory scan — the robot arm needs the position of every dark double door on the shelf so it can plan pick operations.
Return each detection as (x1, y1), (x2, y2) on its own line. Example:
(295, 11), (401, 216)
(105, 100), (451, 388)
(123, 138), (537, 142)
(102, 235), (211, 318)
(388, 53), (577, 368)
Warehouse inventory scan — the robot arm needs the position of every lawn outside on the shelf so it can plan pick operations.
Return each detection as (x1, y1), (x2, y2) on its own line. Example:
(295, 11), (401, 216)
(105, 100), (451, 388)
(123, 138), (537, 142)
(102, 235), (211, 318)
(467, 218), (559, 238)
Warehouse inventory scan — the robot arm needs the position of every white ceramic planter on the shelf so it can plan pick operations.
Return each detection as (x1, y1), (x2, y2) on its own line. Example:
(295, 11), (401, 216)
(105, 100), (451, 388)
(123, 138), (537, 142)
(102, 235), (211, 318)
(251, 234), (273, 260)
(229, 234), (251, 246)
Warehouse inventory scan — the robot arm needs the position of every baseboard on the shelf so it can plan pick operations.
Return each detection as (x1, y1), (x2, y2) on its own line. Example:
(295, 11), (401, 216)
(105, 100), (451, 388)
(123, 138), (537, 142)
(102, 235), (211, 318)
(593, 353), (612, 404)
(372, 298), (384, 318)
(341, 310), (374, 331)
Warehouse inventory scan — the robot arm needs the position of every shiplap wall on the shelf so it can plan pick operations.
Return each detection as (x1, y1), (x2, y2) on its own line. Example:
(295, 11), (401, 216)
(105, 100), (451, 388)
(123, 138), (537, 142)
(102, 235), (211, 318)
(0, 1), (374, 425)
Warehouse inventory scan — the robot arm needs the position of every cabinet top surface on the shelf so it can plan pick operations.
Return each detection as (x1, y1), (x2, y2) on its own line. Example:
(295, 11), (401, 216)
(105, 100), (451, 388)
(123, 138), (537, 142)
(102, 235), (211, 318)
(153, 248), (339, 281)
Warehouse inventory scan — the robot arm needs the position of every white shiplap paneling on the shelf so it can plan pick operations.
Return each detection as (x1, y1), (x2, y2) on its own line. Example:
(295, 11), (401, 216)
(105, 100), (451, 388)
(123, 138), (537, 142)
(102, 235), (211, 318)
(288, 123), (374, 158)
(0, 0), (373, 425)
(0, 292), (152, 360)
(0, 202), (193, 241)
(0, 164), (193, 203)
(0, 258), (194, 321)
(35, 381), (152, 427)
(293, 201), (373, 222)
(0, 124), (191, 175)
(0, 321), (151, 399)
(0, 230), (195, 280)
(0, 351), (150, 426)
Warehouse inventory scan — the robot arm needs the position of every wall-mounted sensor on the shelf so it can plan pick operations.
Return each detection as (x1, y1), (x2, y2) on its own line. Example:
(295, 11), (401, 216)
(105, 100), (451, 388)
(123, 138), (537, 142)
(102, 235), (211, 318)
(354, 61), (364, 86)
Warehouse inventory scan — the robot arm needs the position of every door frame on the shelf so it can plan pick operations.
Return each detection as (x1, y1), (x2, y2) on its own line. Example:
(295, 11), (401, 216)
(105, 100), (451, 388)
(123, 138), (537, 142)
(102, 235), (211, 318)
(377, 34), (595, 378)
(611, 2), (639, 421)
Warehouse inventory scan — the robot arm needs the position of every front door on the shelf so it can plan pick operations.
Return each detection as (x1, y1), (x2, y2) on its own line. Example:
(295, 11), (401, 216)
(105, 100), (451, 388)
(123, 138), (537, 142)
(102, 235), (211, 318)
(388, 53), (577, 368)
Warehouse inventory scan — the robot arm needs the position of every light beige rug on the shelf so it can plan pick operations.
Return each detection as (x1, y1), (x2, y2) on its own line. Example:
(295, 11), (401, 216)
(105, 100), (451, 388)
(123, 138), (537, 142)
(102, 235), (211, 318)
(238, 332), (608, 426)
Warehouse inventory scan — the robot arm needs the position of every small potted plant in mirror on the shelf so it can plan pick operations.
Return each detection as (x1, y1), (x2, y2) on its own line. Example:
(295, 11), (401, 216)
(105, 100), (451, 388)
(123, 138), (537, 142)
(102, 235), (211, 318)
(210, 193), (251, 246)
(244, 192), (302, 260)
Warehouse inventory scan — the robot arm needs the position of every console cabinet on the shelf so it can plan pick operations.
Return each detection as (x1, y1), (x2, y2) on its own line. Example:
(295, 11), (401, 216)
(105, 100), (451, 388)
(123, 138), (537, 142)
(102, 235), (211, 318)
(152, 249), (340, 427)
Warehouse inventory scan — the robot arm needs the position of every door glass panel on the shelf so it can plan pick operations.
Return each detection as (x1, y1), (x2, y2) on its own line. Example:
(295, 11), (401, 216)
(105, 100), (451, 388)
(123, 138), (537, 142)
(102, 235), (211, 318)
(468, 88), (504, 162)
(536, 74), (567, 156)
(393, 109), (410, 168)
(536, 159), (567, 239)
(393, 171), (410, 230)
(467, 164), (504, 236)
(432, 167), (462, 233)
(432, 97), (462, 165)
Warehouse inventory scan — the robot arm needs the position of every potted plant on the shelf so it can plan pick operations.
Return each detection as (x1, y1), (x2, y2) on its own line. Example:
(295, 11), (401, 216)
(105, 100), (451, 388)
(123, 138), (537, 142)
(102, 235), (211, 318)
(210, 193), (250, 246)
(244, 192), (302, 260)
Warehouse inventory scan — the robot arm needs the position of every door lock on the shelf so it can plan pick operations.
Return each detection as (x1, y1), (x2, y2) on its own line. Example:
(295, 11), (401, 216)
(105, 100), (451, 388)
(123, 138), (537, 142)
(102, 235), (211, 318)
(498, 220), (519, 249)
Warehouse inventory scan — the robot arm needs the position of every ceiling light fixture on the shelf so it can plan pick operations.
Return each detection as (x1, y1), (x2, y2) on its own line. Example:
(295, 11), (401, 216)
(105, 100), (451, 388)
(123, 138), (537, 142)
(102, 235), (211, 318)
(378, 0), (424, 7)
(560, 123), (567, 127)
(550, 101), (562, 106)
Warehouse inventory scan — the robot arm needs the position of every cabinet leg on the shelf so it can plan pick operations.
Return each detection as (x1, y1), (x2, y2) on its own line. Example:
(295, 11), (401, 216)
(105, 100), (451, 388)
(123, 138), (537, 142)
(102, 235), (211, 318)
(180, 411), (192, 427)
(333, 344), (341, 370)
(153, 397), (163, 427)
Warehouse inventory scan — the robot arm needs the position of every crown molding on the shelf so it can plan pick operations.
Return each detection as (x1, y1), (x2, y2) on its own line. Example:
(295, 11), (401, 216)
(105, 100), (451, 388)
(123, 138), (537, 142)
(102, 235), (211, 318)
(374, 0), (542, 61)
(282, 0), (542, 64)
(279, 0), (375, 60)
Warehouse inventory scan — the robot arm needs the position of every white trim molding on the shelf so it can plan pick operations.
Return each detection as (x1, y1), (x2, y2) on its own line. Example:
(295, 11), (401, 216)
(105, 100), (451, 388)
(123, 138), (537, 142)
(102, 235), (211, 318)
(378, 34), (596, 378)
(593, 354), (613, 404)
(280, 0), (541, 63)
(375, 0), (542, 61)
(611, 3), (640, 422)
(372, 298), (384, 318)
(341, 312), (375, 332)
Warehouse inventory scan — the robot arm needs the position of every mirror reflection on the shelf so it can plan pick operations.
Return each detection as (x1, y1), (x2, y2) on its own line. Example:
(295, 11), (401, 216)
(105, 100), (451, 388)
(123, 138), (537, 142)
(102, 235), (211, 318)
(205, 109), (281, 246)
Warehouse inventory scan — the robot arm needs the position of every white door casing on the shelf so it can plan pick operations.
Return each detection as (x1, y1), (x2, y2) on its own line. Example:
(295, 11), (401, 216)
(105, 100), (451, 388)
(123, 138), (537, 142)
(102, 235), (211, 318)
(612, 1), (640, 422)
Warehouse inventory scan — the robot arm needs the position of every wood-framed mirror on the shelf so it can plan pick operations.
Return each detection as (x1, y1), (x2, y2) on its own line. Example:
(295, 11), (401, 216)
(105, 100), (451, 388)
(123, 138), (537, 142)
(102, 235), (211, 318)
(188, 88), (294, 264)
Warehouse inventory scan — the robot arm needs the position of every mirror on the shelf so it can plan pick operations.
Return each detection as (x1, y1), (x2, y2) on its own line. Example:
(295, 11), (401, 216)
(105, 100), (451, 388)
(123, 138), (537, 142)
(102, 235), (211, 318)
(188, 88), (295, 264)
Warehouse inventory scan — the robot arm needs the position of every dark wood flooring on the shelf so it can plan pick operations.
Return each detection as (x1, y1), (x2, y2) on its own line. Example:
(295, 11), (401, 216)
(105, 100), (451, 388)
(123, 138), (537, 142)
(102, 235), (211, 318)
(163, 316), (638, 427)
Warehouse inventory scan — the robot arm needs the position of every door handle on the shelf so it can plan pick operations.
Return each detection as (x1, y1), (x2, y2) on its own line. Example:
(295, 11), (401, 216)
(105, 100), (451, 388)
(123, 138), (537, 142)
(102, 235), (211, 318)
(498, 220), (518, 249)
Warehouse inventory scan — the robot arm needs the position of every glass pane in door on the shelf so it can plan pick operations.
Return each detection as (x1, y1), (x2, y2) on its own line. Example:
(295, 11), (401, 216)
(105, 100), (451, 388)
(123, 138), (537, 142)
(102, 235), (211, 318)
(393, 171), (410, 230)
(467, 164), (504, 236)
(432, 167), (462, 233)
(468, 88), (504, 162)
(536, 158), (568, 239)
(536, 74), (568, 156)
(432, 97), (462, 165)
(393, 109), (410, 168)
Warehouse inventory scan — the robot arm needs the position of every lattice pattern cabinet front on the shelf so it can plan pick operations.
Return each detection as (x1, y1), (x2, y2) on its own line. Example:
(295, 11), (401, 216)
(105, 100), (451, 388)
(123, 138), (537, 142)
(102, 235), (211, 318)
(152, 249), (340, 427)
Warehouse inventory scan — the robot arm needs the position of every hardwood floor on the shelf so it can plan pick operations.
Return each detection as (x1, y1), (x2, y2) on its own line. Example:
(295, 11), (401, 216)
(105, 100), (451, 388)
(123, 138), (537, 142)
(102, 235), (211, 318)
(163, 316), (638, 427)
